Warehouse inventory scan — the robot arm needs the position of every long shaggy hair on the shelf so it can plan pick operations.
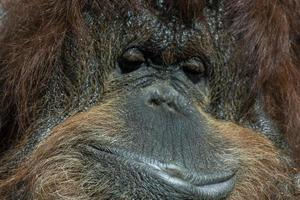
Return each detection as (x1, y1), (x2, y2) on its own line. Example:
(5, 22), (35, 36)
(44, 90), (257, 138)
(0, 0), (299, 199)
(0, 102), (295, 199)
(0, 0), (299, 163)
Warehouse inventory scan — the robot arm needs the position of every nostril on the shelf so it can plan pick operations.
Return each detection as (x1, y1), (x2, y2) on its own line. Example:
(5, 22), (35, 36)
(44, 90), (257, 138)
(166, 101), (177, 110)
(147, 97), (179, 113)
(143, 85), (189, 114)
(147, 98), (162, 107)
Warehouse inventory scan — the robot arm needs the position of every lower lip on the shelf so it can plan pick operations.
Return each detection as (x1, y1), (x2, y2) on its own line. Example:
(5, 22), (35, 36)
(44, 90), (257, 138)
(151, 166), (236, 199)
(86, 145), (236, 198)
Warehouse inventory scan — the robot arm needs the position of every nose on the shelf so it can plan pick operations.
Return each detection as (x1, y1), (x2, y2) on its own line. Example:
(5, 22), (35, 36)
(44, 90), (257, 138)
(144, 83), (188, 114)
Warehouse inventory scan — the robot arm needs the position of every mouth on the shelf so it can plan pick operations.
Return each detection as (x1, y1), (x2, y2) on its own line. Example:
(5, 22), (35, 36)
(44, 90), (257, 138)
(84, 144), (237, 199)
(152, 163), (236, 199)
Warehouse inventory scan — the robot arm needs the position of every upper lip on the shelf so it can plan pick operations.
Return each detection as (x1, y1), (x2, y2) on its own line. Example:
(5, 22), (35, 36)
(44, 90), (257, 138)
(84, 144), (237, 199)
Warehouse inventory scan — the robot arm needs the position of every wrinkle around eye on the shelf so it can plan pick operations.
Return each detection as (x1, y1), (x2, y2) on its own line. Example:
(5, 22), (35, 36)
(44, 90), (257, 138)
(118, 48), (146, 74)
(180, 57), (207, 84)
(122, 47), (145, 63)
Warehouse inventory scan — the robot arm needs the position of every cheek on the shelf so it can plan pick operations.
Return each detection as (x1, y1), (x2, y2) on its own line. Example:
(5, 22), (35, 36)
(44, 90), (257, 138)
(215, 122), (281, 163)
(1, 102), (293, 200)
(210, 120), (293, 199)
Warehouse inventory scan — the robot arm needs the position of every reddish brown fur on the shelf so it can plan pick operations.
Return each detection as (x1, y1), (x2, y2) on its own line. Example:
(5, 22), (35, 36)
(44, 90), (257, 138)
(0, 104), (294, 199)
(0, 0), (299, 199)
(0, 0), (86, 143)
(1, 0), (299, 161)
(226, 0), (300, 164)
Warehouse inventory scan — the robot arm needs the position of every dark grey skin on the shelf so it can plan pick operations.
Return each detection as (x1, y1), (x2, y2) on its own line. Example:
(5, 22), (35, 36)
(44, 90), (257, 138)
(1, 1), (296, 199)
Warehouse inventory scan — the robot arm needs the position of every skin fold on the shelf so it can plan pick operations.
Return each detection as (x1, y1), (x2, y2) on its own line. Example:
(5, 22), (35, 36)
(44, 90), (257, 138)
(0, 0), (299, 199)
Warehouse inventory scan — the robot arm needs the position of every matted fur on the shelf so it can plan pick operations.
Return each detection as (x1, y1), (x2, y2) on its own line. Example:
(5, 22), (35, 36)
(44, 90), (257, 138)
(0, 103), (294, 199)
(225, 0), (300, 164)
(0, 0), (299, 199)
(0, 0), (299, 163)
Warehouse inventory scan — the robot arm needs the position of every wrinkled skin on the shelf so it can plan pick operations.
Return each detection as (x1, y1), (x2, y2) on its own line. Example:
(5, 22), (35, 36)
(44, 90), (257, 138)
(0, 0), (299, 200)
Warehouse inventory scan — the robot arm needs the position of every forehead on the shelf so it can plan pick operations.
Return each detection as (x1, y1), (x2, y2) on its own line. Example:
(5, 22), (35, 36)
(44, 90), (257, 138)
(86, 0), (217, 63)
(138, 0), (206, 22)
(125, 0), (207, 30)
(112, 0), (213, 61)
